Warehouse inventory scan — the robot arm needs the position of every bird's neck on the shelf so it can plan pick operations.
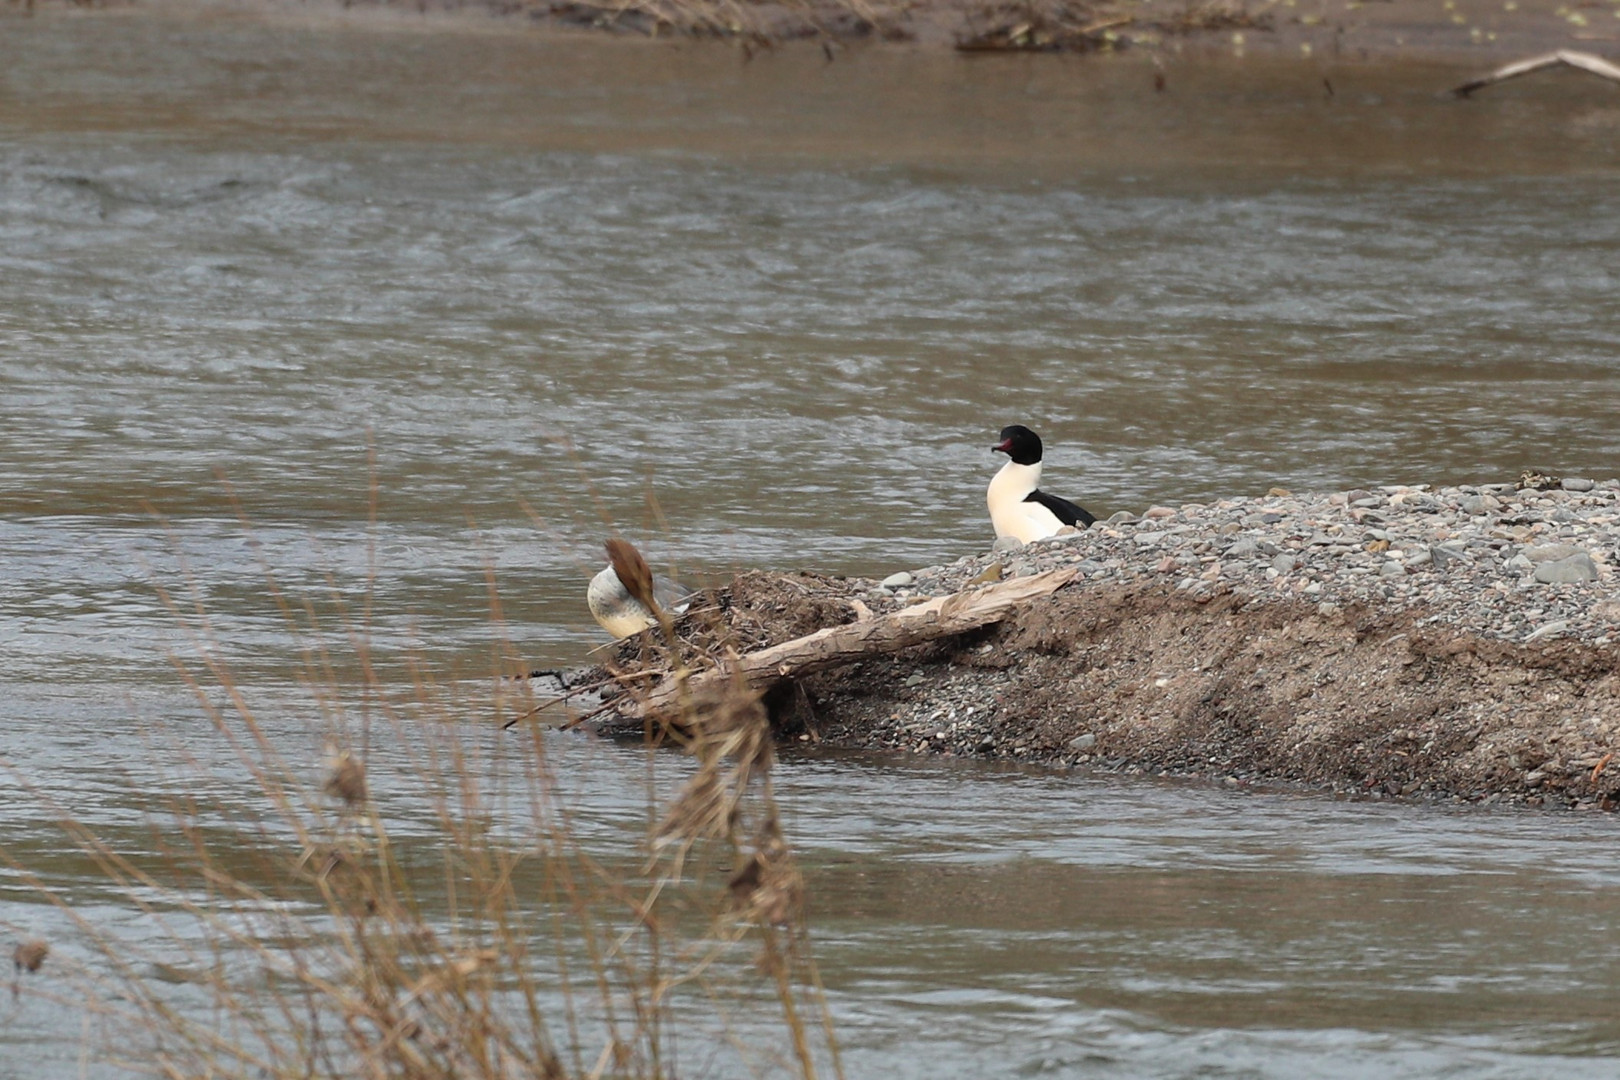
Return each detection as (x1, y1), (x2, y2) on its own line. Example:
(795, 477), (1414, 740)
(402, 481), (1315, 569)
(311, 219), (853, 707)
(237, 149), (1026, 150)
(988, 459), (1041, 507)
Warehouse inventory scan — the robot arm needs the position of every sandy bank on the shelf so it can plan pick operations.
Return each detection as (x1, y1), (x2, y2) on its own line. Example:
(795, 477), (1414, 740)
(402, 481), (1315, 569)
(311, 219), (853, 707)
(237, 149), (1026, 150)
(581, 477), (1620, 811)
(23, 0), (1620, 66)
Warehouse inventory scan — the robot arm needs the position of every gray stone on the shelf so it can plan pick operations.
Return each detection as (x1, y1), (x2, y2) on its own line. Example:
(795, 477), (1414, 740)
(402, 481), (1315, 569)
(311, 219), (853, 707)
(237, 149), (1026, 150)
(1067, 733), (1097, 751)
(1523, 543), (1581, 564)
(1403, 547), (1432, 567)
(991, 536), (1024, 553)
(1525, 620), (1570, 642)
(1562, 478), (1595, 492)
(1380, 561), (1407, 578)
(1226, 539), (1260, 558)
(1107, 511), (1138, 524)
(1431, 545), (1471, 571)
(1505, 553), (1534, 571)
(1272, 553), (1299, 573)
(880, 571), (915, 589)
(1533, 553), (1600, 584)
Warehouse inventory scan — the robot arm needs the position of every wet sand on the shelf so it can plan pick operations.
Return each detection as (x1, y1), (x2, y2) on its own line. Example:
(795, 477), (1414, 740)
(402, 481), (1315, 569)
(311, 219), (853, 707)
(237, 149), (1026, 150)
(20, 0), (1620, 67)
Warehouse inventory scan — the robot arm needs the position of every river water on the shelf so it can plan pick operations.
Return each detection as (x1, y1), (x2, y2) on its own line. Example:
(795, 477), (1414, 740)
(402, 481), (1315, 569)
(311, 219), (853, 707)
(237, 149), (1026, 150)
(3, 7), (1620, 1076)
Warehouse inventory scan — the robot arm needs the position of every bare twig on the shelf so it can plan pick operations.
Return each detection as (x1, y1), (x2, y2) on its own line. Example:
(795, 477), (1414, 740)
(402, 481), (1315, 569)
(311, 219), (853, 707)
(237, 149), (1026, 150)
(624, 567), (1079, 720)
(1451, 50), (1620, 97)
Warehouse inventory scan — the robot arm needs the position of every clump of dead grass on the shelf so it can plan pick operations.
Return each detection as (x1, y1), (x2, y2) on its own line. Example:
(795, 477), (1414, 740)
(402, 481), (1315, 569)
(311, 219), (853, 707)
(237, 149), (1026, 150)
(0, 489), (840, 1079)
(540, 0), (912, 43)
(1151, 0), (1272, 36)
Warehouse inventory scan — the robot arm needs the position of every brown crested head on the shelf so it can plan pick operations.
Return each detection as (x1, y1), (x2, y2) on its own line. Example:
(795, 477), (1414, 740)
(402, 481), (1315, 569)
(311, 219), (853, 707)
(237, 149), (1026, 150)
(604, 537), (657, 611)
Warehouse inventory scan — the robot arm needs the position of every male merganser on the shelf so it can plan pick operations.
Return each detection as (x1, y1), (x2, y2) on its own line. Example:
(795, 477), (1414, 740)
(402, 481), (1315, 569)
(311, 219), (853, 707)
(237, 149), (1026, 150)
(987, 424), (1096, 543)
(587, 538), (688, 639)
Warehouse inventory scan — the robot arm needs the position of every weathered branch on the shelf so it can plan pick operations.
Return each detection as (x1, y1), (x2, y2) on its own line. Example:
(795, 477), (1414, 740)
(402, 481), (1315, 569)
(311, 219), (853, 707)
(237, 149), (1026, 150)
(626, 565), (1078, 720)
(1452, 50), (1620, 97)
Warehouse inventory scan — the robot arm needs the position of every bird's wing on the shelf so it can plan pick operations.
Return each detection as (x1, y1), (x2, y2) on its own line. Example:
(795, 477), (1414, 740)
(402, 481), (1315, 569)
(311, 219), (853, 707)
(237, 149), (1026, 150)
(1025, 489), (1096, 528)
(653, 577), (697, 614)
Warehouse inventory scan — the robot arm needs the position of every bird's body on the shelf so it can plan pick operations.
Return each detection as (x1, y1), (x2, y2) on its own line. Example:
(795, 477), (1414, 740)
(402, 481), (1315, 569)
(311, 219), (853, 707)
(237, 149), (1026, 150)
(587, 564), (661, 639)
(987, 425), (1095, 543)
(587, 539), (688, 639)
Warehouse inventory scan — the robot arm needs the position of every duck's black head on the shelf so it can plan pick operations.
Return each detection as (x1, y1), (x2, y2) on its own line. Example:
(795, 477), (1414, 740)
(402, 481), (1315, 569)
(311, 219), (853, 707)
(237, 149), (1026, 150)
(992, 425), (1043, 466)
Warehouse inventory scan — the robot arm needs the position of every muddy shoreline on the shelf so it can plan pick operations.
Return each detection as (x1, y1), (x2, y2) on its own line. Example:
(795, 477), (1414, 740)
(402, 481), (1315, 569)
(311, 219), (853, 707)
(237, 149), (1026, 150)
(23, 0), (1620, 66)
(576, 479), (1620, 811)
(802, 582), (1620, 811)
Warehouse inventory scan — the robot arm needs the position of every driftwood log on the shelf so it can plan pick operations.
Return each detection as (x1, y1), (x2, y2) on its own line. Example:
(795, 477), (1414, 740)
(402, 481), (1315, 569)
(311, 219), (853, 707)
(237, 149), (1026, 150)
(1451, 50), (1620, 97)
(625, 565), (1079, 721)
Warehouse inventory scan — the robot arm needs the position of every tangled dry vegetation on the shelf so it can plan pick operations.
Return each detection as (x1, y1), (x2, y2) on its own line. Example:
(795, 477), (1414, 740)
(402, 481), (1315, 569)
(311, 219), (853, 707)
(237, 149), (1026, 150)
(539, 0), (1270, 49)
(3, 0), (1274, 52)
(0, 538), (837, 1077)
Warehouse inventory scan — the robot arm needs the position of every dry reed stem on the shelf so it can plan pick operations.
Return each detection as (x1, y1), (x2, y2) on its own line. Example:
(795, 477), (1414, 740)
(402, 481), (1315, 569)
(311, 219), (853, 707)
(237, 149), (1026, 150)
(1, 473), (840, 1080)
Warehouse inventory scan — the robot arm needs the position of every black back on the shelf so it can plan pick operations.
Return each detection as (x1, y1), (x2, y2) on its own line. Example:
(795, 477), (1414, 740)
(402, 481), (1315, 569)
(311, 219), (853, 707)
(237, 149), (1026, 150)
(1025, 489), (1096, 528)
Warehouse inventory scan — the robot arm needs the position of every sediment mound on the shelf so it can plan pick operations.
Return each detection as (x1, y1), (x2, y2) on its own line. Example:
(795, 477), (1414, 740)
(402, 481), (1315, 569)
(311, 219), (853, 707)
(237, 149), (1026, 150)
(595, 479), (1620, 810)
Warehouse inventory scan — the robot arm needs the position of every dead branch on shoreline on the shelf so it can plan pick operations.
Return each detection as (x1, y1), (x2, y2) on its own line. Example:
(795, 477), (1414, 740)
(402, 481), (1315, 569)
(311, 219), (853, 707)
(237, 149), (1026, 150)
(622, 566), (1078, 721)
(1451, 50), (1620, 98)
(955, 7), (1132, 52)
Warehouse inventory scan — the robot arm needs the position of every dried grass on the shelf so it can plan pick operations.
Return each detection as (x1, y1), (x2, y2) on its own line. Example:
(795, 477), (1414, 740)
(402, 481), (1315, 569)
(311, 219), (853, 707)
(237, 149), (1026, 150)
(0, 482), (841, 1079)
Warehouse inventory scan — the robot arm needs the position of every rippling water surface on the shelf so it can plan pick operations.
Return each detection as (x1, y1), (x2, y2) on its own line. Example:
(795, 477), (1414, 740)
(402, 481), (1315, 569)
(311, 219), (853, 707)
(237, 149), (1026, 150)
(3, 9), (1620, 1077)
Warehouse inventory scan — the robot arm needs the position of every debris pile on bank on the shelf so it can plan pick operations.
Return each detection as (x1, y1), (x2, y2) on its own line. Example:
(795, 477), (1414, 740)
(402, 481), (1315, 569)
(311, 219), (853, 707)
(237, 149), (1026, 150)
(585, 478), (1620, 810)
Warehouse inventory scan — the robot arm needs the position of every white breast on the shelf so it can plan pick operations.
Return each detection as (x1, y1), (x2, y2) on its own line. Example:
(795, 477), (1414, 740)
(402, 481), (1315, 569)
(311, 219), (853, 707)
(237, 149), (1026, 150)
(587, 566), (656, 639)
(987, 460), (1064, 543)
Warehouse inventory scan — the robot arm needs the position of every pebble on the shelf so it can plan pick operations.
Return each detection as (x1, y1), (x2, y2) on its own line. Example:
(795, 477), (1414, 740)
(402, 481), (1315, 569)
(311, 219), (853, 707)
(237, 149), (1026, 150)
(877, 480), (1620, 646)
(1431, 545), (1470, 571)
(991, 536), (1024, 553)
(1523, 543), (1580, 564)
(1533, 553), (1599, 584)
(880, 571), (916, 589)
(1067, 733), (1097, 751)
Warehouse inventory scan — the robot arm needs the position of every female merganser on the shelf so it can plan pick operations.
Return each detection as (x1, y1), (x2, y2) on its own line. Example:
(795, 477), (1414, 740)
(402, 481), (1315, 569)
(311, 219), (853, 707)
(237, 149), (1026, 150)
(987, 425), (1096, 543)
(587, 537), (688, 639)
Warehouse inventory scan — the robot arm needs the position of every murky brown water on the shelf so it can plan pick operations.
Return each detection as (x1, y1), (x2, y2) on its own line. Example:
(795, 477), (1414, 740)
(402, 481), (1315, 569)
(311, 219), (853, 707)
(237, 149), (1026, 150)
(3, 8), (1620, 1076)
